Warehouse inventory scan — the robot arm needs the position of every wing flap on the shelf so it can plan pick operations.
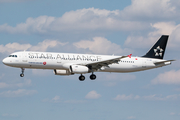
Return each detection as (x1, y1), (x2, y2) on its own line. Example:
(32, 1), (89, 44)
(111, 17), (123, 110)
(80, 56), (128, 70)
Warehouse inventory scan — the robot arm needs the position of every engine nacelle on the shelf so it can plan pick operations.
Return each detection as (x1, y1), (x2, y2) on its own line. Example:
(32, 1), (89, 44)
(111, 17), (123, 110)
(70, 65), (89, 74)
(54, 69), (72, 76)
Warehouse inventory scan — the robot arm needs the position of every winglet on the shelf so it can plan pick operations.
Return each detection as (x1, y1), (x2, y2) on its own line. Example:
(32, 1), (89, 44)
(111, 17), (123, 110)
(128, 54), (132, 58)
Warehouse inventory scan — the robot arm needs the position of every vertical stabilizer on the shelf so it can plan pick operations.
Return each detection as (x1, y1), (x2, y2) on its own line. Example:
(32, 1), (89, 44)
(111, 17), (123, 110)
(142, 35), (169, 59)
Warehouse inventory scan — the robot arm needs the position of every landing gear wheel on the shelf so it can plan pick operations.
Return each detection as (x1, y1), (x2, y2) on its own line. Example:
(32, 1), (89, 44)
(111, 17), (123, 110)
(20, 74), (24, 77)
(20, 68), (25, 77)
(79, 75), (85, 81)
(90, 74), (96, 80)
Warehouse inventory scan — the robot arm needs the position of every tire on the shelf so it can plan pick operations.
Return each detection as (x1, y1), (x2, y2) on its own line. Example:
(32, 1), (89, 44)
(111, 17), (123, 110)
(90, 74), (96, 80)
(20, 74), (24, 77)
(79, 75), (85, 81)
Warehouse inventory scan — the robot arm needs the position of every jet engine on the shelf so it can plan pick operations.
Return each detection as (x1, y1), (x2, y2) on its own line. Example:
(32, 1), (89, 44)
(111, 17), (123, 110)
(54, 69), (73, 76)
(70, 65), (89, 74)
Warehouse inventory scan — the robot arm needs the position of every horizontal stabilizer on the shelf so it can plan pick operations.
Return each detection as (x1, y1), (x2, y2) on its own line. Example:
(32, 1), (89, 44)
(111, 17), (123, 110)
(154, 60), (175, 65)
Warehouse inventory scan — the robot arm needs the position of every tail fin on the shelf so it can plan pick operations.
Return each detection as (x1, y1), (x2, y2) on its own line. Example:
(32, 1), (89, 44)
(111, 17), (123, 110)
(142, 35), (169, 59)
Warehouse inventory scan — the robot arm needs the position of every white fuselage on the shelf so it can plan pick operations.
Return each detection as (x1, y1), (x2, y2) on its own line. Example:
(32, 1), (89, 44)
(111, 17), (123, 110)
(2, 51), (171, 73)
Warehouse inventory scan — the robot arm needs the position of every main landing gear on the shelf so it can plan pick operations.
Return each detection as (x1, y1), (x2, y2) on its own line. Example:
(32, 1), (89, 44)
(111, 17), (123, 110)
(20, 68), (25, 77)
(79, 74), (85, 81)
(90, 74), (96, 80)
(79, 73), (96, 81)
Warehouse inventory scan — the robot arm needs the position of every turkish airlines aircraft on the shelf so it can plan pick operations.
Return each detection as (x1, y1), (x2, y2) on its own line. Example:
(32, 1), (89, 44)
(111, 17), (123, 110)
(2, 35), (174, 81)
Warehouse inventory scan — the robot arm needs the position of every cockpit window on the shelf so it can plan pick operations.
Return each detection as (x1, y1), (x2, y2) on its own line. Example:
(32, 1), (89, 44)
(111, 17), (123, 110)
(9, 55), (17, 57)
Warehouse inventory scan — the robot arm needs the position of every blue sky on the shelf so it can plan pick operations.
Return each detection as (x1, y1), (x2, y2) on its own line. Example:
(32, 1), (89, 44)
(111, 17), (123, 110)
(0, 0), (180, 120)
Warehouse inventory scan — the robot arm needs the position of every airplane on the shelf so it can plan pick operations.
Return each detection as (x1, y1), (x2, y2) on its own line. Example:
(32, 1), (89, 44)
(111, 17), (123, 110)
(2, 35), (174, 81)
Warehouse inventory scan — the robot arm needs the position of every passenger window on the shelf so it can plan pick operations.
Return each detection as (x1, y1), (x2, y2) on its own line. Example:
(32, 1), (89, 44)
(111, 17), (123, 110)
(15, 55), (17, 57)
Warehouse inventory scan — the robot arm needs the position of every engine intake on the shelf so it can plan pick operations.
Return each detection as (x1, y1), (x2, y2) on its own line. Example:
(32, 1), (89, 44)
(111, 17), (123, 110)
(70, 65), (89, 74)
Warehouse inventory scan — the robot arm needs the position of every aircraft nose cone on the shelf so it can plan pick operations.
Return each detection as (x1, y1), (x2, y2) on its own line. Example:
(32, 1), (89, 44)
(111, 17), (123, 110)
(2, 58), (8, 65)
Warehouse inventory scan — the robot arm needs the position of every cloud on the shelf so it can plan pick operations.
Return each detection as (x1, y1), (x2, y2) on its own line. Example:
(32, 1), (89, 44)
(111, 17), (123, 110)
(0, 1), (180, 36)
(43, 96), (86, 104)
(127, 116), (136, 119)
(0, 36), (128, 55)
(113, 94), (180, 101)
(124, 22), (180, 51)
(51, 95), (62, 103)
(0, 43), (31, 53)
(74, 37), (125, 55)
(149, 22), (180, 49)
(0, 79), (31, 89)
(143, 94), (180, 101)
(52, 95), (60, 101)
(151, 70), (180, 85)
(170, 25), (180, 48)
(0, 39), (67, 54)
(0, 8), (148, 35)
(85, 90), (101, 99)
(170, 112), (176, 115)
(2, 113), (19, 118)
(121, 0), (177, 20)
(0, 36), (130, 55)
(29, 40), (67, 52)
(124, 22), (172, 48)
(149, 22), (177, 36)
(143, 94), (165, 101)
(111, 0), (180, 51)
(113, 94), (134, 100)
(0, 89), (37, 97)
(64, 100), (87, 104)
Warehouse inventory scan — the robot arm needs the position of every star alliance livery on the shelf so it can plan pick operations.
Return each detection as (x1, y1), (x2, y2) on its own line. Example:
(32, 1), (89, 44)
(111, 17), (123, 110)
(2, 35), (174, 81)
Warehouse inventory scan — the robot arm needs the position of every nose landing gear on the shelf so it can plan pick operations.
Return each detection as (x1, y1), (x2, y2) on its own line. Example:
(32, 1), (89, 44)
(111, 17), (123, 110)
(20, 68), (25, 77)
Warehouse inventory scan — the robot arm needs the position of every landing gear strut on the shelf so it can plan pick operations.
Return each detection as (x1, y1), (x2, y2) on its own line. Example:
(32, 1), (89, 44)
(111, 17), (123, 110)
(79, 74), (85, 81)
(20, 68), (25, 77)
(90, 73), (96, 80)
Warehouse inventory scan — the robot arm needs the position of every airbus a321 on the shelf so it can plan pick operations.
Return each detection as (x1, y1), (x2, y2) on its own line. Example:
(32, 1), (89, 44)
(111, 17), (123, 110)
(2, 35), (174, 81)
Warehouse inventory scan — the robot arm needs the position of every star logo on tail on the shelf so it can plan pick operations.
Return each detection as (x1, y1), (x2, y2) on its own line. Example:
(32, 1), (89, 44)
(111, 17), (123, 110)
(154, 46), (163, 56)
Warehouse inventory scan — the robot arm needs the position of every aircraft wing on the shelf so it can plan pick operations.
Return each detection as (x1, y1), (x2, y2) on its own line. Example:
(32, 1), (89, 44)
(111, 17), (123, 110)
(80, 56), (128, 71)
